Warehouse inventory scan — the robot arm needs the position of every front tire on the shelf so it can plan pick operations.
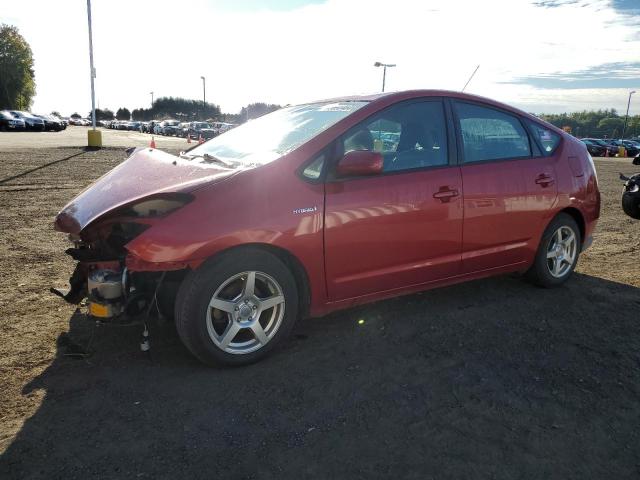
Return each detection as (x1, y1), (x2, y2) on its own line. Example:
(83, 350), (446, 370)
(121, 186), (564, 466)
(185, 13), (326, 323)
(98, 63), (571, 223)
(175, 248), (299, 366)
(526, 213), (581, 287)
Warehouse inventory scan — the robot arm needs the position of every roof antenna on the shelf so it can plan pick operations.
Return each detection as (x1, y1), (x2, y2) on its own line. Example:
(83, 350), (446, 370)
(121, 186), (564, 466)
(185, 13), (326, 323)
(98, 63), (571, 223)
(461, 64), (480, 92)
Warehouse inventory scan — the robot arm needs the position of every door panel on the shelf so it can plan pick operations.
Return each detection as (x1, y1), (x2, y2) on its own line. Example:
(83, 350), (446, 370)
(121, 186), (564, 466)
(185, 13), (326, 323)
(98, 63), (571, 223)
(461, 158), (557, 272)
(454, 101), (558, 273)
(461, 161), (529, 272)
(324, 168), (463, 301)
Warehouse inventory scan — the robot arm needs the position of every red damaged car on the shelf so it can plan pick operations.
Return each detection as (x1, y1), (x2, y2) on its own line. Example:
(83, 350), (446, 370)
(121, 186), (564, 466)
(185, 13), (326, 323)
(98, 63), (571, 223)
(54, 90), (600, 366)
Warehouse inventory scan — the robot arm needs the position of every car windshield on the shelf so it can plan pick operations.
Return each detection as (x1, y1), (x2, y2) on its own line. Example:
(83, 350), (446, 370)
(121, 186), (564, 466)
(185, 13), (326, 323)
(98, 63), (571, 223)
(185, 101), (368, 165)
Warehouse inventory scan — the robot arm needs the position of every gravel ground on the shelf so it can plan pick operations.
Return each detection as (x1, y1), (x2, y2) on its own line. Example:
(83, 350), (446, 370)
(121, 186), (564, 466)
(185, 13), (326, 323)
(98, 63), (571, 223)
(0, 147), (639, 479)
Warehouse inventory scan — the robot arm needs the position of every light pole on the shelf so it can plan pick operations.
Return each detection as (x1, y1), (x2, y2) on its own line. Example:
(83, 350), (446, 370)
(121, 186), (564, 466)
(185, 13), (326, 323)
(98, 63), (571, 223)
(86, 0), (101, 146)
(200, 76), (206, 118)
(374, 62), (396, 92)
(621, 90), (636, 141)
(150, 91), (154, 108)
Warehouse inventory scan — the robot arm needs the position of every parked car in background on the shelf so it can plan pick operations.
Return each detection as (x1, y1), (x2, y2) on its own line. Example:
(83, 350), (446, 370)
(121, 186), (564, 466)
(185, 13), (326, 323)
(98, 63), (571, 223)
(177, 122), (191, 137)
(53, 90), (600, 367)
(581, 138), (617, 156)
(608, 139), (640, 157)
(0, 111), (26, 131)
(9, 111), (45, 130)
(156, 119), (180, 135)
(579, 139), (605, 156)
(212, 122), (236, 135)
(35, 114), (65, 131)
(163, 121), (182, 136)
(188, 121), (216, 139)
(128, 121), (142, 131)
(52, 115), (68, 128)
(144, 120), (159, 133)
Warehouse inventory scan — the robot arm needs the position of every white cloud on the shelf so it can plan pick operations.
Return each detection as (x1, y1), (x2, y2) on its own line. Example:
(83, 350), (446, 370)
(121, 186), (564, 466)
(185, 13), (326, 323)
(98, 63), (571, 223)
(2, 0), (638, 116)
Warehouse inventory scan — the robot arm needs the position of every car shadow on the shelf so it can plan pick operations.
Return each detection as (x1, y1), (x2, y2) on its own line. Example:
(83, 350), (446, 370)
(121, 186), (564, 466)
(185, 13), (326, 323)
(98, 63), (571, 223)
(2, 273), (640, 479)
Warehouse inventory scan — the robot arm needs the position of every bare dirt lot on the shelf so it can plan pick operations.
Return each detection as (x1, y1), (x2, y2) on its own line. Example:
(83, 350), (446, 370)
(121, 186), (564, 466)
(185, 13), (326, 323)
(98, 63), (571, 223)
(0, 146), (639, 479)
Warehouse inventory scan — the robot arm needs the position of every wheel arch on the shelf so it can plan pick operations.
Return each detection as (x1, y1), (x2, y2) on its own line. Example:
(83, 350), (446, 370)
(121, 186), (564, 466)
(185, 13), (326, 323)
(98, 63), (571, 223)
(558, 207), (585, 246)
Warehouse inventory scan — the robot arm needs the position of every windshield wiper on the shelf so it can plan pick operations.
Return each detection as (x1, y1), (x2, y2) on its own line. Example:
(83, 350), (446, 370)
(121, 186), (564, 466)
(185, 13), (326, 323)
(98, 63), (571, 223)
(179, 152), (236, 167)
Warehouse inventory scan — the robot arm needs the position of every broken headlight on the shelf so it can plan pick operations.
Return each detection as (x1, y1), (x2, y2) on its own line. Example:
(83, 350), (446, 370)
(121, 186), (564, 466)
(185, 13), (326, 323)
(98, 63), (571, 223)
(122, 193), (193, 218)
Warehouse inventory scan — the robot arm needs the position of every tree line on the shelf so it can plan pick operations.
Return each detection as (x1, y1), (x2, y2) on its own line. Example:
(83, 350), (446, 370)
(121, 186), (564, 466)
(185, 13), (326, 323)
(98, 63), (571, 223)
(537, 109), (640, 139)
(76, 100), (282, 124)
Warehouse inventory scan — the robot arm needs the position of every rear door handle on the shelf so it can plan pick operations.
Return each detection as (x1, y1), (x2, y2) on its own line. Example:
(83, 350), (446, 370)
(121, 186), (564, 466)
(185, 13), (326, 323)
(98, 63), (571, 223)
(433, 187), (460, 203)
(535, 174), (554, 187)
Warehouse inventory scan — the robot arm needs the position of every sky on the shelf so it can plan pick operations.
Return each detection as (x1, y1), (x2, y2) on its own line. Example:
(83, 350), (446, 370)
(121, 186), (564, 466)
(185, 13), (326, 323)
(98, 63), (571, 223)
(1, 0), (639, 117)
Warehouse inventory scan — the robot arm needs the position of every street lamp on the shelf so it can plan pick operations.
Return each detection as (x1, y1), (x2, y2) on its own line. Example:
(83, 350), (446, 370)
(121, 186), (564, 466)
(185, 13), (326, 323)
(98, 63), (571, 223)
(621, 90), (636, 141)
(200, 76), (206, 118)
(150, 91), (154, 108)
(374, 62), (396, 92)
(86, 0), (101, 147)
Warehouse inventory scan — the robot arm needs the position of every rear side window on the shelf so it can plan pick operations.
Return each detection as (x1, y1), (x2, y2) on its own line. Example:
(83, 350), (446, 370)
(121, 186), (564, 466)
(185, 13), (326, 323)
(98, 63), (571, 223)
(454, 102), (531, 163)
(526, 120), (561, 156)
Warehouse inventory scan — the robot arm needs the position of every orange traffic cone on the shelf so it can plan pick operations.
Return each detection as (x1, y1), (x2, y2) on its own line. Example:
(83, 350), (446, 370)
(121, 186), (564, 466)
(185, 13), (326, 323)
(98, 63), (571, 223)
(198, 134), (204, 144)
(150, 136), (156, 149)
(187, 134), (191, 144)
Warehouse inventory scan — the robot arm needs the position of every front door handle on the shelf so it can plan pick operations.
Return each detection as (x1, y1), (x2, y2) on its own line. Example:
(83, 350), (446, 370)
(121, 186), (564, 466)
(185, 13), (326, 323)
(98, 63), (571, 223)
(433, 187), (460, 203)
(535, 174), (554, 187)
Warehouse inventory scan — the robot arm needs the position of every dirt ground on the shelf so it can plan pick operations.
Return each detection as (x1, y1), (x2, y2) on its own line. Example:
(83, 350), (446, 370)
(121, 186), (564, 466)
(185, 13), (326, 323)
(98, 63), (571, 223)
(0, 147), (639, 479)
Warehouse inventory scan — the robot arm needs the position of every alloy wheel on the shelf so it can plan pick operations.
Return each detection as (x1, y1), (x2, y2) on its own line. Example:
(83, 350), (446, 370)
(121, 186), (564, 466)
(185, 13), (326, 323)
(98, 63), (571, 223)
(206, 271), (285, 354)
(546, 226), (578, 278)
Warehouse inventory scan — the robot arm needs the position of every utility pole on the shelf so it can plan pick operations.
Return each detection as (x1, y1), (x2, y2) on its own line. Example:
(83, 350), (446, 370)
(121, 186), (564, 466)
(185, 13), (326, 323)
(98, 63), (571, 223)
(201, 76), (206, 118)
(86, 0), (101, 146)
(621, 90), (636, 141)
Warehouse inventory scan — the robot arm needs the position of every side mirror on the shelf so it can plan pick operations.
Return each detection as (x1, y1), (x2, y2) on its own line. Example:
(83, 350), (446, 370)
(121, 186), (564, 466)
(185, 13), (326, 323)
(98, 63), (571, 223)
(336, 150), (383, 177)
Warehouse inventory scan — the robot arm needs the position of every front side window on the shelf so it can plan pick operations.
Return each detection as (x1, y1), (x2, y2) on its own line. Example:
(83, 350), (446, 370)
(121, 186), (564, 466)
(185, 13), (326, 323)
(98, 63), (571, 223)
(340, 100), (448, 173)
(455, 102), (531, 163)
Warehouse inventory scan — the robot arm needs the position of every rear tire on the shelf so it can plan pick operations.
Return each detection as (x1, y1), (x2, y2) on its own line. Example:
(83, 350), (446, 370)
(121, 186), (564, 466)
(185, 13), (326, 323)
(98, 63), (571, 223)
(622, 191), (640, 219)
(526, 213), (581, 288)
(175, 248), (298, 366)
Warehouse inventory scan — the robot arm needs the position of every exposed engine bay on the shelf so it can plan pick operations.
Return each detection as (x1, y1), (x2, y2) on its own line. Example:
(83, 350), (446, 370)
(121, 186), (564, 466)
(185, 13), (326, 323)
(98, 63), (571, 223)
(51, 216), (184, 323)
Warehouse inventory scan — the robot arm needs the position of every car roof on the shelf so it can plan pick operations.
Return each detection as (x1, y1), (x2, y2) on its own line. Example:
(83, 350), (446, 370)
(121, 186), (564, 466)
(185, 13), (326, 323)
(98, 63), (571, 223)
(306, 89), (563, 133)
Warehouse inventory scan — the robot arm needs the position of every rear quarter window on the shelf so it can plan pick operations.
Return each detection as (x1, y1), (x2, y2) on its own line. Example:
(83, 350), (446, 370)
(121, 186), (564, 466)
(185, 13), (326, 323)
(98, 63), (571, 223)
(526, 120), (561, 156)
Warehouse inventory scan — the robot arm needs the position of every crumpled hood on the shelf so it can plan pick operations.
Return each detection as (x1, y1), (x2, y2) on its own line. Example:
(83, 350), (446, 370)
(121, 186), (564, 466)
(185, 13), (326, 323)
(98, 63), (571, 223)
(54, 148), (238, 234)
